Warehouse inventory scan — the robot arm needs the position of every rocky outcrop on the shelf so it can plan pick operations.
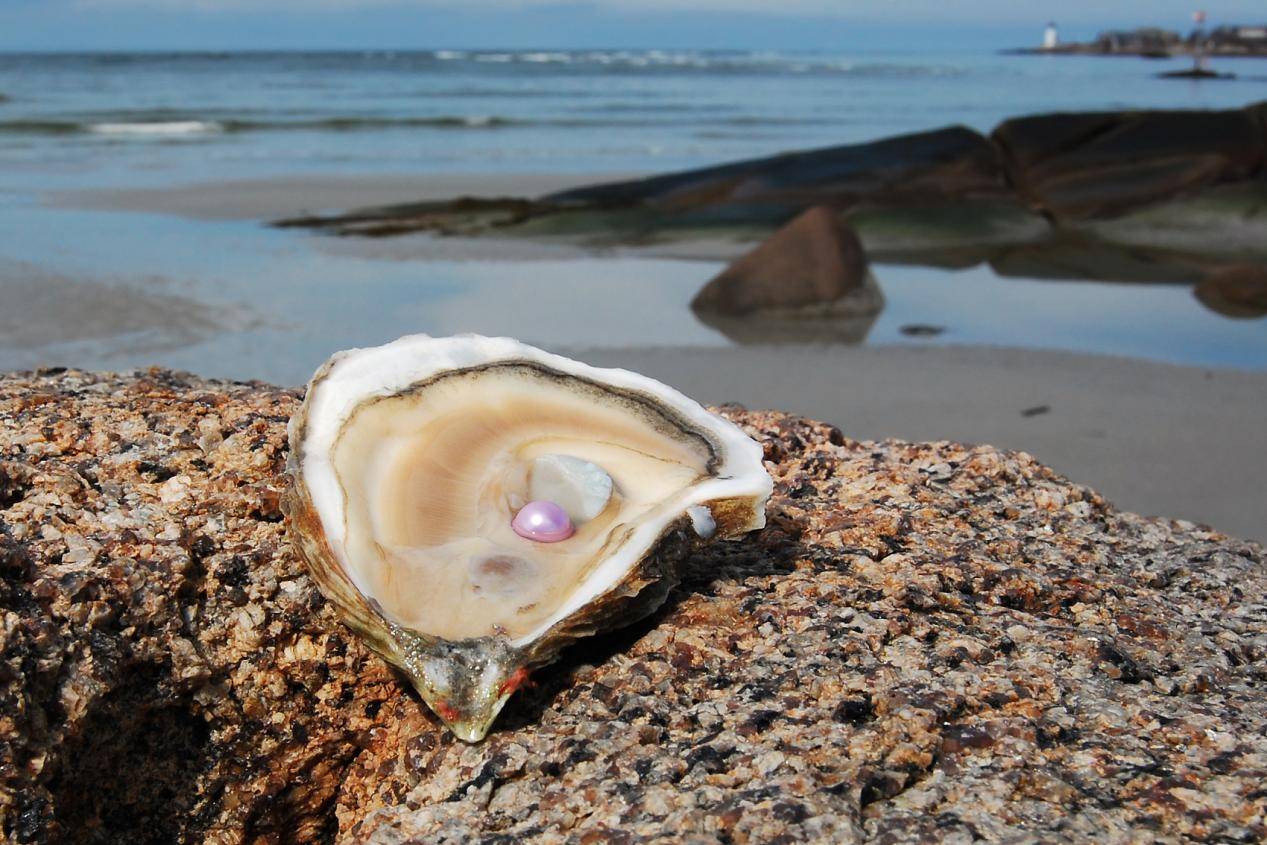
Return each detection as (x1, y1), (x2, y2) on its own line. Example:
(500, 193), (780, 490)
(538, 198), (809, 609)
(2, 369), (1265, 843)
(548, 125), (1011, 218)
(690, 206), (882, 317)
(274, 126), (1023, 247)
(277, 104), (1267, 282)
(991, 107), (1265, 220)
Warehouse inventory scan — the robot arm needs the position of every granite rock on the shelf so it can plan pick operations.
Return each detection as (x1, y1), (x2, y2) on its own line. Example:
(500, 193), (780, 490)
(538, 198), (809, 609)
(0, 369), (1264, 844)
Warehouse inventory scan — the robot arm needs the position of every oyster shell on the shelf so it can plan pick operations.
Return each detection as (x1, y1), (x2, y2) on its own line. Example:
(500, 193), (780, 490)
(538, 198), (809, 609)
(284, 335), (771, 741)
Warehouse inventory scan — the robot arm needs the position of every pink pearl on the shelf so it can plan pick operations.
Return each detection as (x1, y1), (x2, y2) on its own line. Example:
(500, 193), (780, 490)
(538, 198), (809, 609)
(512, 500), (574, 542)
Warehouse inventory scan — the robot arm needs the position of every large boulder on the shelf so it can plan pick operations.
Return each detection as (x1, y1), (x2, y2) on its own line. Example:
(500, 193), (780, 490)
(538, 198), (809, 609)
(1, 369), (1264, 843)
(548, 126), (1011, 216)
(690, 206), (883, 316)
(992, 106), (1265, 220)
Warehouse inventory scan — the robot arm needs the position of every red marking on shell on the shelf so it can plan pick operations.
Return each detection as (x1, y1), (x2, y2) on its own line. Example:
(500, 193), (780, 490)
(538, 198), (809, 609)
(498, 667), (534, 697)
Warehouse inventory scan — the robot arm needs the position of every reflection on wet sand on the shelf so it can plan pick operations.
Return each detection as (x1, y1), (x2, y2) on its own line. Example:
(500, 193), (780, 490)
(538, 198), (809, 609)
(695, 236), (1267, 345)
(694, 309), (880, 345)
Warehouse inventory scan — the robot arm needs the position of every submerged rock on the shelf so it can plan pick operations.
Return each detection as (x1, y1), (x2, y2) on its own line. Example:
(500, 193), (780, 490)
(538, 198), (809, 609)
(690, 206), (883, 317)
(1195, 264), (1267, 317)
(1157, 68), (1236, 80)
(0, 369), (1264, 843)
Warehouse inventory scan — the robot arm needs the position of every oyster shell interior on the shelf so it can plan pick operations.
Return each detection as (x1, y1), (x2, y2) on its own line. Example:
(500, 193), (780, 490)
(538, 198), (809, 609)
(289, 335), (771, 740)
(330, 364), (712, 643)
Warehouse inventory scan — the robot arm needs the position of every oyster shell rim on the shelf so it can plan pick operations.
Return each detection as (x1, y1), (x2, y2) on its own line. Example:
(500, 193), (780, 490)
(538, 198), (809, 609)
(284, 333), (773, 740)
(288, 334), (770, 649)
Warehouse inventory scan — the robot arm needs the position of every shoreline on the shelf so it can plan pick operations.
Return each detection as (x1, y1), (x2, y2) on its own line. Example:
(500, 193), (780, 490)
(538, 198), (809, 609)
(47, 172), (637, 222)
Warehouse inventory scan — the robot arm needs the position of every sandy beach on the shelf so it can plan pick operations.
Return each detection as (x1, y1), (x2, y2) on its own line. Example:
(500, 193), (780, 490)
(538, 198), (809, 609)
(580, 345), (1267, 544)
(49, 172), (636, 222)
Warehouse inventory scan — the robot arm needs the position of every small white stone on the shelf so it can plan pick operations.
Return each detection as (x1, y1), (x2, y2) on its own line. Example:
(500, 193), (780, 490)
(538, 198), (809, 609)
(529, 454), (613, 524)
(159, 474), (191, 504)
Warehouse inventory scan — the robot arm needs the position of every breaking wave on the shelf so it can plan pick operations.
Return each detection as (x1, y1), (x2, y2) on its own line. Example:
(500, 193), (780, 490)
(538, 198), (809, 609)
(90, 120), (223, 136)
(0, 111), (848, 137)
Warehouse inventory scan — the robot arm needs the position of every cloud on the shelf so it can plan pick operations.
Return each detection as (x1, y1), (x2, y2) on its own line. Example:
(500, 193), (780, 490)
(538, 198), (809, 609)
(66, 0), (921, 14)
(58, 0), (1267, 25)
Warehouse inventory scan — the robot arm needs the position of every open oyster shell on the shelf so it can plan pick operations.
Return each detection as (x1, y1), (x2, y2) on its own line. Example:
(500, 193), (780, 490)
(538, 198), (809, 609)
(284, 335), (771, 741)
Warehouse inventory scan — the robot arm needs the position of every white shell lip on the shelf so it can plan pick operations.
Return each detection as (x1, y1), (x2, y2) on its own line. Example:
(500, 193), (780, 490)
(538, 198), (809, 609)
(294, 333), (772, 649)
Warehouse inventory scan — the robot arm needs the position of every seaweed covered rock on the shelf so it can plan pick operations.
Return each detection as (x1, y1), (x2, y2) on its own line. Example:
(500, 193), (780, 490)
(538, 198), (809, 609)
(0, 369), (1263, 844)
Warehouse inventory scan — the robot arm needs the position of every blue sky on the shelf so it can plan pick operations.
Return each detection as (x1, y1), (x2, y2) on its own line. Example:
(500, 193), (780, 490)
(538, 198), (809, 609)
(5, 1), (1264, 52)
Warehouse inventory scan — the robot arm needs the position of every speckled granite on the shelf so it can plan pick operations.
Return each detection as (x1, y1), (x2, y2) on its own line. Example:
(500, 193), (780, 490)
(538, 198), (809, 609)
(0, 369), (1263, 844)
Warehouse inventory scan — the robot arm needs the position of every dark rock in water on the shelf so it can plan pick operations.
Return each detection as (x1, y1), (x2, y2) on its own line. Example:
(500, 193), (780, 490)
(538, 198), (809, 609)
(992, 106), (1265, 220)
(899, 323), (946, 337)
(1, 370), (1265, 843)
(548, 126), (1011, 216)
(1158, 68), (1236, 80)
(690, 206), (882, 316)
(1195, 264), (1267, 317)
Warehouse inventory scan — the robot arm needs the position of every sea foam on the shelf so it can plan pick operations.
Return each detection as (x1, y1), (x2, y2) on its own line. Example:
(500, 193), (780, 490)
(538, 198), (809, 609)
(89, 120), (223, 136)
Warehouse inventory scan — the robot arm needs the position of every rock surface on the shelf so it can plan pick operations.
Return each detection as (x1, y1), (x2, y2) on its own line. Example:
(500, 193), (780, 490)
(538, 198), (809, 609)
(547, 126), (1011, 216)
(278, 104), (1267, 283)
(690, 206), (882, 317)
(1195, 264), (1267, 318)
(991, 107), (1265, 220)
(1, 369), (1265, 844)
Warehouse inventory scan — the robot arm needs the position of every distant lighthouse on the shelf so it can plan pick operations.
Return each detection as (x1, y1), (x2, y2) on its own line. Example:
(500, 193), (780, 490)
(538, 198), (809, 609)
(1043, 21), (1060, 50)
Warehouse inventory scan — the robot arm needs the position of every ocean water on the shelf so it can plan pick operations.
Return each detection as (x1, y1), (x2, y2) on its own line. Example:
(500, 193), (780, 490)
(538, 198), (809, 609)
(2, 48), (1264, 187)
(0, 48), (1265, 378)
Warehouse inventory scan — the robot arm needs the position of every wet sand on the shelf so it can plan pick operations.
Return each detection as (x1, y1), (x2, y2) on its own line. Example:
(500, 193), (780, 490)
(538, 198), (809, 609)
(49, 172), (635, 221)
(578, 345), (1267, 544)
